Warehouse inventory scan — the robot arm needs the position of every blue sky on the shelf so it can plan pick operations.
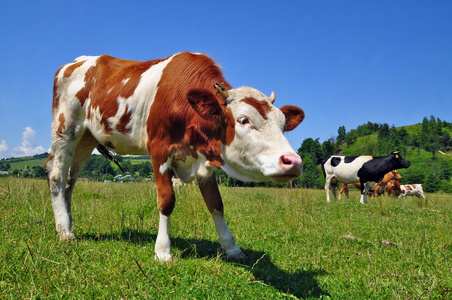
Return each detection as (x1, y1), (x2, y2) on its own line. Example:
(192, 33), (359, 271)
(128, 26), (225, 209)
(1, 0), (451, 159)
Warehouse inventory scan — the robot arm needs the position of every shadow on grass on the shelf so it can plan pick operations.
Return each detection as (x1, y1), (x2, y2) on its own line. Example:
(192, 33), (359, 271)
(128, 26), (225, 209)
(80, 229), (330, 299)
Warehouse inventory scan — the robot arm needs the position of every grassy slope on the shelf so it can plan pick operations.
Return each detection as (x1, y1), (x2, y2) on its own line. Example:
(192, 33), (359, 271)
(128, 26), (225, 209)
(7, 158), (48, 171)
(1, 177), (451, 299)
(340, 123), (452, 157)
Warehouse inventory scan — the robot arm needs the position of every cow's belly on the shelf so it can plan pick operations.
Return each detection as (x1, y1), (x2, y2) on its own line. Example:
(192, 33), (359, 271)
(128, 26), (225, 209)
(102, 135), (149, 155)
(171, 152), (214, 183)
(85, 114), (149, 155)
(331, 170), (360, 184)
(84, 81), (157, 155)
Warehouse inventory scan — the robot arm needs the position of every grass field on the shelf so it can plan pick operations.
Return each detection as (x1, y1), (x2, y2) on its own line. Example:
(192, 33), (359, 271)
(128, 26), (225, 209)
(1, 177), (451, 299)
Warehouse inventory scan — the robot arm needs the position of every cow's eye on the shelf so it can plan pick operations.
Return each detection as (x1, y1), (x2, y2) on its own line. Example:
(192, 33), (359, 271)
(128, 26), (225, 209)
(237, 117), (250, 125)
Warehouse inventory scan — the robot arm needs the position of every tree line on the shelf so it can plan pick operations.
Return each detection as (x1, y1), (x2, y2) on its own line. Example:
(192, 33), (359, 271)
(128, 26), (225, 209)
(78, 155), (154, 181)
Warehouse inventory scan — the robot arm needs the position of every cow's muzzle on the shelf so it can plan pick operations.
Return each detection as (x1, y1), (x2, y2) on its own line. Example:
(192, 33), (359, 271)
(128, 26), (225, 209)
(271, 154), (303, 183)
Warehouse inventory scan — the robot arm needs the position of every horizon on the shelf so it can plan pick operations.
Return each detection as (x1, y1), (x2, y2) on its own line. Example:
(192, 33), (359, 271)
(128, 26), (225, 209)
(1, 117), (449, 161)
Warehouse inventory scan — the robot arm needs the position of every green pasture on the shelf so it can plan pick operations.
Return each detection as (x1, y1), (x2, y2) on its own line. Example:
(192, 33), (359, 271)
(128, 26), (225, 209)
(8, 159), (47, 171)
(1, 177), (451, 299)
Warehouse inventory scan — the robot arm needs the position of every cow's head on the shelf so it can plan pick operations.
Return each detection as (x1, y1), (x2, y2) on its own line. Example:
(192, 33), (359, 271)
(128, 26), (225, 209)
(390, 151), (410, 169)
(188, 84), (304, 183)
(390, 170), (402, 180)
(388, 179), (401, 196)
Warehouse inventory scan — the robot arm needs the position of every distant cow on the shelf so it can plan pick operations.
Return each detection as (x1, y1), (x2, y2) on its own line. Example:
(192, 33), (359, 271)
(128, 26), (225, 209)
(338, 170), (402, 199)
(322, 152), (410, 204)
(45, 52), (305, 262)
(385, 179), (401, 197)
(338, 182), (379, 199)
(399, 184), (425, 199)
(338, 183), (361, 200)
(372, 170), (402, 196)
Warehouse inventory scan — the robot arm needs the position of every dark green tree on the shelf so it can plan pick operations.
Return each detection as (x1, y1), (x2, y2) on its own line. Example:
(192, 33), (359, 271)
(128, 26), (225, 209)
(440, 180), (452, 193)
(80, 155), (115, 179)
(34, 166), (46, 179)
(297, 138), (323, 164)
(298, 157), (323, 189)
(439, 158), (452, 181)
(138, 161), (153, 177)
(337, 126), (346, 144)
(402, 166), (425, 185)
(344, 129), (358, 145)
(0, 160), (10, 171)
(378, 123), (390, 139)
(322, 139), (337, 158)
(118, 161), (135, 174)
(424, 173), (441, 193)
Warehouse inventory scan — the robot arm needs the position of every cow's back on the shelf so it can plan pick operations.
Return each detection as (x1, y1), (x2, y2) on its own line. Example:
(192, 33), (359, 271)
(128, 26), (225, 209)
(52, 53), (230, 155)
(146, 53), (230, 155)
(324, 155), (372, 183)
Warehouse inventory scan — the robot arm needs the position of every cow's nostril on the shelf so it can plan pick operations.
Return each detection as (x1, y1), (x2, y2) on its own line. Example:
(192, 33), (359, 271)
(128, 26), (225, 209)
(279, 154), (302, 174)
(281, 155), (293, 165)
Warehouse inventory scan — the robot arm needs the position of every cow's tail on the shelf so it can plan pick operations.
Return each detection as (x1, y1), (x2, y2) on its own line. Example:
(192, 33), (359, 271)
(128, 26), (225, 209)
(320, 156), (330, 179)
(96, 144), (125, 173)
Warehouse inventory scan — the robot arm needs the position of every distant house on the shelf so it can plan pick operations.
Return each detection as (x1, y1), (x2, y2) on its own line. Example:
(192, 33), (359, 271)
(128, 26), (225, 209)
(114, 174), (136, 182)
(0, 171), (9, 176)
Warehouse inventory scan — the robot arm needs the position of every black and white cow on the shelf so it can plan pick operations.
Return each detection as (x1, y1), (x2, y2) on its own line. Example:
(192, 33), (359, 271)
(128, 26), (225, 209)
(321, 151), (410, 204)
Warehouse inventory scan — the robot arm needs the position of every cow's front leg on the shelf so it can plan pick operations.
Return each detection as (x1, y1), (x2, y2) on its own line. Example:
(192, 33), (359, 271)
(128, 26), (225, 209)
(155, 211), (172, 262)
(198, 174), (245, 260)
(153, 165), (175, 262)
(360, 182), (371, 204)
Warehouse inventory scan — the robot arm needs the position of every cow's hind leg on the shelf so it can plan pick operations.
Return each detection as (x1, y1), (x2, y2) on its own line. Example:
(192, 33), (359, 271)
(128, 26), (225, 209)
(46, 136), (78, 240)
(46, 115), (91, 240)
(198, 173), (244, 260)
(324, 176), (332, 202)
(330, 182), (338, 202)
(344, 185), (350, 200)
(64, 132), (98, 229)
(338, 183), (345, 200)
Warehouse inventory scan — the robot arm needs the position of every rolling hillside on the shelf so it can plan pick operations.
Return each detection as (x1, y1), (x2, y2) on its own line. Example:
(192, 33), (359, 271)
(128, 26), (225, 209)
(340, 123), (452, 157)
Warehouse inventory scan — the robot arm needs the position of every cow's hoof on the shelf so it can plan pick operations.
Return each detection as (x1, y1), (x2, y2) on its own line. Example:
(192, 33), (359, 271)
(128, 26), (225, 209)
(154, 253), (173, 263)
(228, 251), (247, 261)
(59, 232), (77, 242)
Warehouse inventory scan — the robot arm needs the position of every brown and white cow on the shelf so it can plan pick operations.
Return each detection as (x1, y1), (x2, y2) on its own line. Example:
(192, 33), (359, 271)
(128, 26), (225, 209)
(45, 52), (305, 262)
(399, 184), (425, 199)
(385, 179), (401, 197)
(372, 170), (402, 196)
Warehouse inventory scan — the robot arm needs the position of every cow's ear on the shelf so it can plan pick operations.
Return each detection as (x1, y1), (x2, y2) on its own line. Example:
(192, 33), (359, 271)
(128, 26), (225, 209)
(280, 105), (305, 132)
(187, 89), (224, 122)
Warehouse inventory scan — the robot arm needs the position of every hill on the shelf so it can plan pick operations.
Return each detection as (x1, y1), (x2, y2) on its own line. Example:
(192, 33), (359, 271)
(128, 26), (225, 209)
(297, 117), (452, 193)
(341, 123), (452, 157)
(0, 153), (48, 178)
